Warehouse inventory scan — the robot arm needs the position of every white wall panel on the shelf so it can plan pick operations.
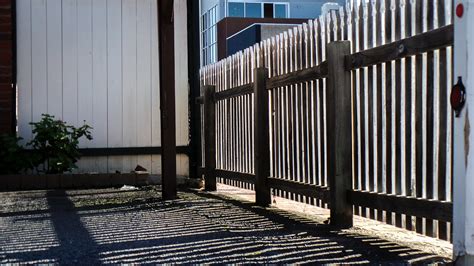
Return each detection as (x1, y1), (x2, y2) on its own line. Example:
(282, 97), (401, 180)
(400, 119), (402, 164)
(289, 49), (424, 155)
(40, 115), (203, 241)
(136, 0), (153, 172)
(121, 0), (138, 172)
(90, 0), (109, 173)
(151, 0), (161, 175)
(31, 0), (47, 123)
(62, 0), (78, 127)
(175, 0), (189, 147)
(76, 0), (95, 172)
(77, 0), (93, 146)
(46, 0), (63, 119)
(17, 0), (32, 145)
(17, 0), (190, 176)
(105, 0), (124, 173)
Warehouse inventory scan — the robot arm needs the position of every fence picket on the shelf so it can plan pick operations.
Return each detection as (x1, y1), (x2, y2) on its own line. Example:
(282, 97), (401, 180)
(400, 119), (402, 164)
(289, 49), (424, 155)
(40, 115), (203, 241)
(384, 0), (394, 225)
(347, 2), (357, 210)
(303, 24), (311, 194)
(314, 18), (323, 197)
(278, 34), (286, 198)
(354, 1), (362, 211)
(367, 0), (376, 220)
(284, 31), (291, 198)
(357, 0), (368, 218)
(295, 26), (302, 200)
(307, 20), (316, 191)
(437, 0), (448, 239)
(288, 28), (296, 201)
(402, 0), (414, 231)
(425, 0), (435, 237)
(374, 0), (384, 222)
(414, 0), (424, 235)
(394, 0), (403, 229)
(321, 13), (328, 193)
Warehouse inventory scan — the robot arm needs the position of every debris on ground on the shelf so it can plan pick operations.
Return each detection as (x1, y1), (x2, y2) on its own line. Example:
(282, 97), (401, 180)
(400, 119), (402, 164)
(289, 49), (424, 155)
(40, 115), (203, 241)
(134, 165), (148, 172)
(119, 185), (139, 191)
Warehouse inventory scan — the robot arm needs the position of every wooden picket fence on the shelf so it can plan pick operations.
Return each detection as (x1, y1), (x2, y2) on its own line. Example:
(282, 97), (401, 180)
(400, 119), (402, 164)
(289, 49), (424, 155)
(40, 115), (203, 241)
(199, 0), (454, 241)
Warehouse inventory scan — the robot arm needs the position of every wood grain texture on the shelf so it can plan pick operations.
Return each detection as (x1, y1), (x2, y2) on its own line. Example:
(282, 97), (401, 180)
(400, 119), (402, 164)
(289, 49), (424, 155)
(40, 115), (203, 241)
(349, 190), (452, 222)
(327, 41), (353, 228)
(158, 0), (177, 199)
(204, 85), (216, 191)
(215, 169), (255, 184)
(254, 67), (271, 206)
(214, 83), (253, 101)
(347, 25), (453, 70)
(268, 177), (330, 203)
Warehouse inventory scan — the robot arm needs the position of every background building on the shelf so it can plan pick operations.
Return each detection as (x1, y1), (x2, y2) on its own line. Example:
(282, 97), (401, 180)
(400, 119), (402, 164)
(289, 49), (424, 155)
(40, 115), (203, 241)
(200, 0), (345, 66)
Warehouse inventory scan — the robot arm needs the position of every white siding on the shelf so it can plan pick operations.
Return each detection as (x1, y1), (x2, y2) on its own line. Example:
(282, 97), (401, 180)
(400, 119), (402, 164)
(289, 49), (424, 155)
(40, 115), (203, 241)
(174, 0), (190, 175)
(17, 0), (32, 144)
(16, 0), (190, 176)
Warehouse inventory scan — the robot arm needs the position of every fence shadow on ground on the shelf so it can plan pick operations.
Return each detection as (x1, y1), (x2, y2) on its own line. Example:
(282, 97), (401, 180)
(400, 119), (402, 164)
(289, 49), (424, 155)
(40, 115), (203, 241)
(0, 188), (451, 264)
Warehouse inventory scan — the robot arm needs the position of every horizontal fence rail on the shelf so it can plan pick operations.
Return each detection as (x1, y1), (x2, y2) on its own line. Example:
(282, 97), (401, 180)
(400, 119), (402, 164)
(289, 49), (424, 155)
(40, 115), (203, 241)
(266, 61), (328, 89)
(214, 83), (254, 101)
(199, 0), (454, 241)
(346, 25), (454, 70)
(348, 190), (453, 223)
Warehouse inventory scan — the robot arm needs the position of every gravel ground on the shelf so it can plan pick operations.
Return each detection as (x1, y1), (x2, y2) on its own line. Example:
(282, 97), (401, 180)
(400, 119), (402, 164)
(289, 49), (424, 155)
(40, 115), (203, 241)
(0, 186), (452, 264)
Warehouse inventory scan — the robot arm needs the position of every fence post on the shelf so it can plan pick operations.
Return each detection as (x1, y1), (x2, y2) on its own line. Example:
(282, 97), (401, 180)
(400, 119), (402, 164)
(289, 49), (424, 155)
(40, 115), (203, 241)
(327, 41), (353, 228)
(203, 85), (217, 191)
(254, 67), (271, 207)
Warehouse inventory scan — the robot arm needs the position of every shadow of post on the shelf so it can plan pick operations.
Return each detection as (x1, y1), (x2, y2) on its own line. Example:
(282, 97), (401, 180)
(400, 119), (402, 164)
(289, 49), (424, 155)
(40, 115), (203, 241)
(46, 190), (101, 264)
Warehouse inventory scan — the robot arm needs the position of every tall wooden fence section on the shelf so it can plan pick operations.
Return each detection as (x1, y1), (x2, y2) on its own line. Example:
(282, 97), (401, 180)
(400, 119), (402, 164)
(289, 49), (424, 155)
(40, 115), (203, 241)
(199, 0), (454, 241)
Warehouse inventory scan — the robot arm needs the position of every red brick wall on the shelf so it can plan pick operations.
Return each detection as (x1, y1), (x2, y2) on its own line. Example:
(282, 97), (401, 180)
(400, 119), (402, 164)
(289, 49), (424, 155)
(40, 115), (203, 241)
(0, 0), (13, 134)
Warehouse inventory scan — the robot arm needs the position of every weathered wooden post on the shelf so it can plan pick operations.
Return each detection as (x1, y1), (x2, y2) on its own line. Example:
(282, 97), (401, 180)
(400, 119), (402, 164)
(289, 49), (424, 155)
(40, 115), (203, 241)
(327, 41), (353, 228)
(158, 0), (177, 200)
(203, 85), (217, 191)
(254, 67), (271, 207)
(453, 2), (474, 263)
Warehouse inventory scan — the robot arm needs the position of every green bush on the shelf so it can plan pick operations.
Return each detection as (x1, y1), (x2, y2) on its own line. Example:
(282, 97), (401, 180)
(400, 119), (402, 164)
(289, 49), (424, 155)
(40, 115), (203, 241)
(28, 114), (93, 174)
(0, 134), (30, 174)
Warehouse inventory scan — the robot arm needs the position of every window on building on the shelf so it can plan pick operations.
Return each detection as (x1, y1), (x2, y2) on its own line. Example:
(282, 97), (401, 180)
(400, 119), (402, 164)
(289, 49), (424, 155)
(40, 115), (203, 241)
(274, 4), (287, 18)
(228, 2), (244, 17)
(263, 3), (274, 18)
(227, 2), (289, 19)
(245, 3), (262, 18)
(201, 5), (218, 66)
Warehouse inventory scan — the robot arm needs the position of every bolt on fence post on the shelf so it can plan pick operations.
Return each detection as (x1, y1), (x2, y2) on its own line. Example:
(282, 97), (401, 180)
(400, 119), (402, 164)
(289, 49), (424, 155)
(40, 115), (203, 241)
(254, 67), (271, 207)
(327, 41), (353, 228)
(203, 85), (217, 191)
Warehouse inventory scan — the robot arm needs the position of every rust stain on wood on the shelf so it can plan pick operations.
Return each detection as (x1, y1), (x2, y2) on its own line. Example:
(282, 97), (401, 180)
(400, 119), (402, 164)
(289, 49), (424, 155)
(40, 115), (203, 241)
(465, 107), (470, 167)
